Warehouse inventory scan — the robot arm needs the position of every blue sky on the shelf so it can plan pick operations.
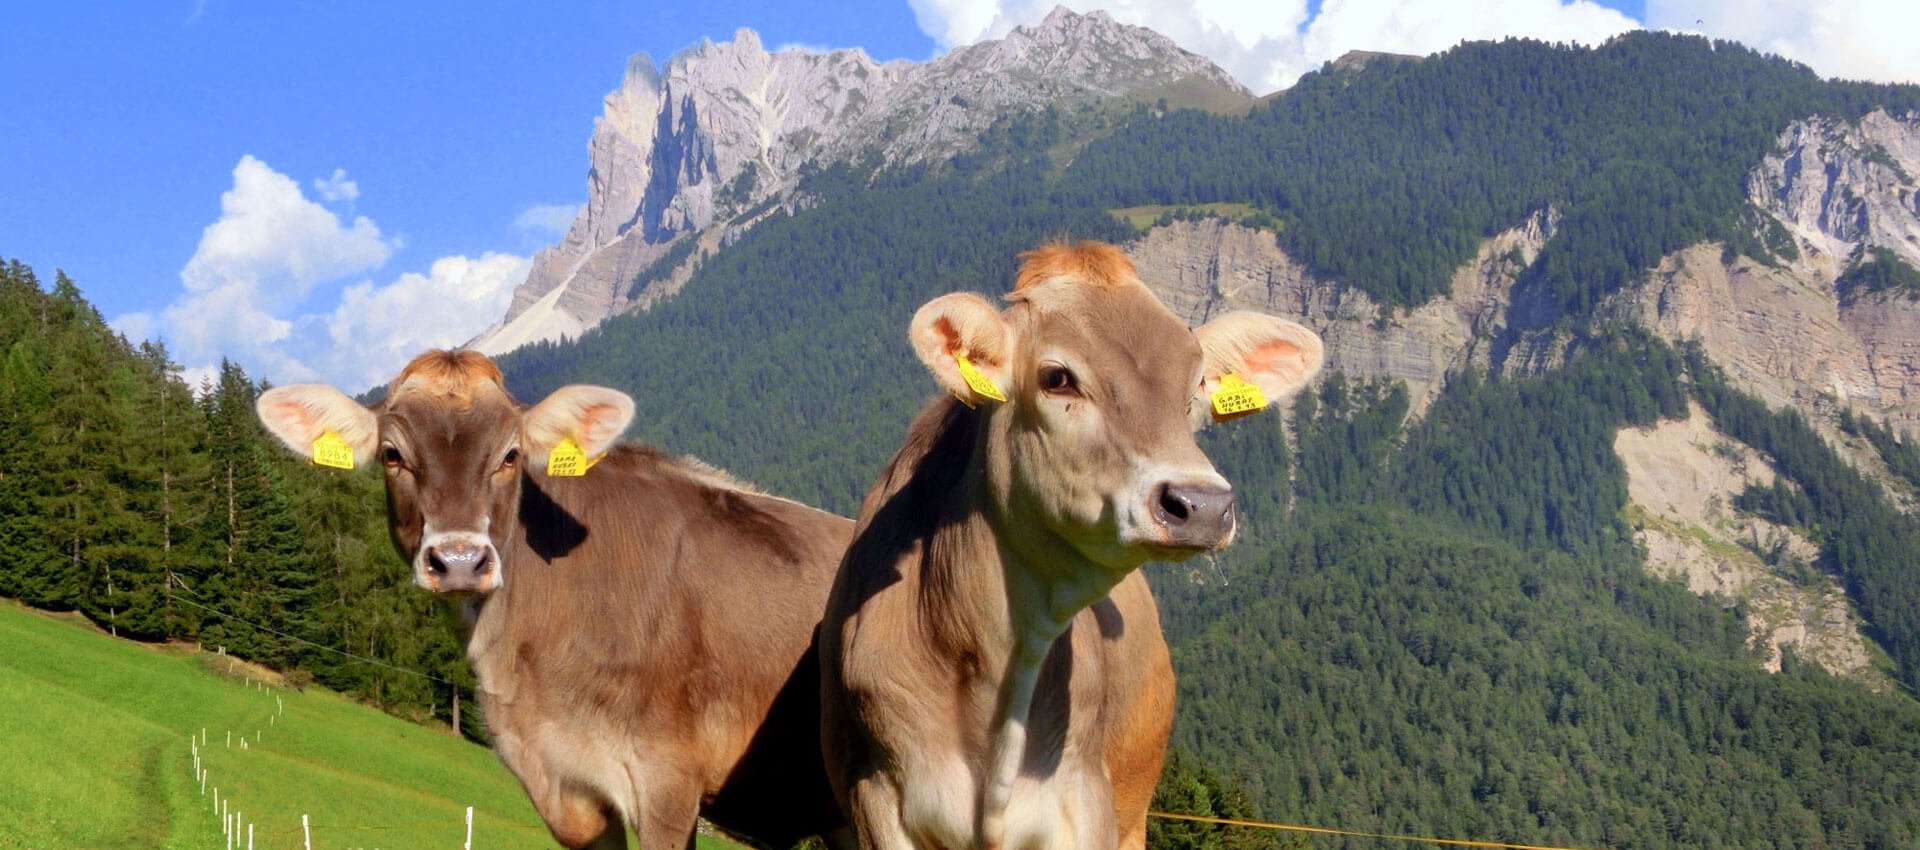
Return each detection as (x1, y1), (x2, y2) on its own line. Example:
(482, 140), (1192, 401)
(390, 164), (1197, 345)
(4, 0), (1914, 389)
(3, 1), (932, 322)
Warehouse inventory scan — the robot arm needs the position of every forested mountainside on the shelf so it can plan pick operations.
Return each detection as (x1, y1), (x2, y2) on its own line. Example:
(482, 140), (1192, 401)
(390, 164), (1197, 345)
(0, 262), (474, 729)
(489, 31), (1920, 847)
(1064, 34), (1919, 315)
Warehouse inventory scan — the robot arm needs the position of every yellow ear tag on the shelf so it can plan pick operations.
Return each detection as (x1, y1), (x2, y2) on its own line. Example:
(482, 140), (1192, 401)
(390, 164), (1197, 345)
(310, 431), (355, 470)
(546, 436), (600, 477)
(1210, 373), (1269, 422)
(954, 353), (1007, 405)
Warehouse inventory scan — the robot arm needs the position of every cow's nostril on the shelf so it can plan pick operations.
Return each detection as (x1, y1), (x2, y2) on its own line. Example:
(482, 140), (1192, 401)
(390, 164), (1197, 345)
(428, 542), (490, 575)
(1157, 483), (1192, 523)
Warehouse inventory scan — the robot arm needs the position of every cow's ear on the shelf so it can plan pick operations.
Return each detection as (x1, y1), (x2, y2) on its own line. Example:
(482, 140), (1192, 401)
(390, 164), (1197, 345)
(523, 385), (635, 465)
(1192, 312), (1324, 427)
(910, 293), (1013, 406)
(256, 385), (379, 467)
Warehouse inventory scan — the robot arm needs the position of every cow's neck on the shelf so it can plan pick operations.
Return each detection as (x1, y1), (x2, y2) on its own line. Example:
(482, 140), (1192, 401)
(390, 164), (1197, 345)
(460, 470), (626, 710)
(933, 422), (1127, 850)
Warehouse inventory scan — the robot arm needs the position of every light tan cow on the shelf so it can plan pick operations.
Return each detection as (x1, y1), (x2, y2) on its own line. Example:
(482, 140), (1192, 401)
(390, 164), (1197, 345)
(821, 241), (1322, 850)
(256, 351), (852, 850)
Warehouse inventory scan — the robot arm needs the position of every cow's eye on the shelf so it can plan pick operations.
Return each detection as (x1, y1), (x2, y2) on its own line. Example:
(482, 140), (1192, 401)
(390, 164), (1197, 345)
(500, 448), (520, 470)
(381, 446), (404, 469)
(1039, 364), (1078, 396)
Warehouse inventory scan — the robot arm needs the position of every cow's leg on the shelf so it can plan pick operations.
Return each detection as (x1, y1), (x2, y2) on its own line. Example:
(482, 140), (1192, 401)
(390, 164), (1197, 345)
(848, 775), (920, 850)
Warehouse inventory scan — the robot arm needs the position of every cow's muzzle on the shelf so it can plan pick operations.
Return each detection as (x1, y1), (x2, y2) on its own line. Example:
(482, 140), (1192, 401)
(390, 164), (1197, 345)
(1149, 480), (1236, 553)
(417, 533), (501, 594)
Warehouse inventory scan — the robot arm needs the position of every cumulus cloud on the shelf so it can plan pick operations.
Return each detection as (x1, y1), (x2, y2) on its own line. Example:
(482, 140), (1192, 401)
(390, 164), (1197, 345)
(315, 253), (532, 390)
(181, 156), (389, 307)
(1648, 0), (1920, 84)
(910, 0), (1919, 93)
(119, 156), (529, 391)
(511, 203), (582, 237)
(312, 168), (360, 202)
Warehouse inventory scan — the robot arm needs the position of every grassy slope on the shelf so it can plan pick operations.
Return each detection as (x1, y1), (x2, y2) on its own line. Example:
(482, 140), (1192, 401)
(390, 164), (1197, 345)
(0, 600), (742, 850)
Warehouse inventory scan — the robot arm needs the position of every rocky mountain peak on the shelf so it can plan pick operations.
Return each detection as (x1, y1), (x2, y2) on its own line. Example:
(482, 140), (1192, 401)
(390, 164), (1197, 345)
(471, 9), (1251, 355)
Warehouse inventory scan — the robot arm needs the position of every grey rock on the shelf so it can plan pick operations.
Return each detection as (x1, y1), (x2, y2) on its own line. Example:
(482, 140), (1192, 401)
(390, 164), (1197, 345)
(475, 7), (1250, 354)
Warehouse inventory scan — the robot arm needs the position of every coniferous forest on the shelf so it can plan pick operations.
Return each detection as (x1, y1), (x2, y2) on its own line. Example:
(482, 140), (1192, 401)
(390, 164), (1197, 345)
(0, 261), (476, 730)
(9, 31), (1920, 849)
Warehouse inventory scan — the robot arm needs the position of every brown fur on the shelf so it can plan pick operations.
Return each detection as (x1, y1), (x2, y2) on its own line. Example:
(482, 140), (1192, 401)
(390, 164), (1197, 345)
(1012, 240), (1142, 295)
(823, 397), (1177, 850)
(390, 349), (506, 405)
(825, 241), (1205, 850)
(373, 356), (852, 849)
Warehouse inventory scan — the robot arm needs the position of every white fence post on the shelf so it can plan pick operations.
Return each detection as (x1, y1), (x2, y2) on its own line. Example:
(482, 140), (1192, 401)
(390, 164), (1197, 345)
(465, 805), (474, 850)
(303, 814), (311, 850)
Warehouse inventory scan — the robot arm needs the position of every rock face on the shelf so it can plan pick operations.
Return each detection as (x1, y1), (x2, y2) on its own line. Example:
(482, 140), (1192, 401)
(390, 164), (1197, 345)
(1751, 110), (1920, 270)
(472, 7), (1250, 355)
(1127, 212), (1550, 414)
(1618, 110), (1920, 435)
(1615, 404), (1881, 683)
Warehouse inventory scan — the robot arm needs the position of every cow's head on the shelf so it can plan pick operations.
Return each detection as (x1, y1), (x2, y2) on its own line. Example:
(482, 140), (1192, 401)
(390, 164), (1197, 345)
(910, 241), (1322, 572)
(255, 351), (634, 594)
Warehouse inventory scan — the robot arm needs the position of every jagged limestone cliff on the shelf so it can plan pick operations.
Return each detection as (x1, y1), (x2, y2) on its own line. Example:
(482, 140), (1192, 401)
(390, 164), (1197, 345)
(472, 8), (1249, 354)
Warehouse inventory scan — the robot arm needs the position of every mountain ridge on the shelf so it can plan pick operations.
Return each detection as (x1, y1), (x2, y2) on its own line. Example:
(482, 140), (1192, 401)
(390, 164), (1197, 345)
(471, 7), (1250, 355)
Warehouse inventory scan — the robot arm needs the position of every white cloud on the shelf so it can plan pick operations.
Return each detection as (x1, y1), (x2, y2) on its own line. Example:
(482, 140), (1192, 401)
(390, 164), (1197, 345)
(909, 0), (1920, 93)
(312, 168), (360, 202)
(511, 203), (582, 236)
(110, 311), (155, 344)
(118, 155), (530, 392)
(315, 253), (532, 390)
(181, 156), (390, 308)
(1648, 0), (1920, 84)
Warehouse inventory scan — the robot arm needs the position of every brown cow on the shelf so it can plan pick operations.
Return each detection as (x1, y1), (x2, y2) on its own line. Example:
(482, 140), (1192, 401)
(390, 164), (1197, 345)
(256, 351), (852, 850)
(821, 241), (1323, 850)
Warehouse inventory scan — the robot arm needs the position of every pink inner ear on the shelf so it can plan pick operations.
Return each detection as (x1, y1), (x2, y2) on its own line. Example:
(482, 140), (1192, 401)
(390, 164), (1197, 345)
(934, 317), (960, 353)
(266, 401), (315, 436)
(580, 406), (621, 444)
(1245, 339), (1303, 377)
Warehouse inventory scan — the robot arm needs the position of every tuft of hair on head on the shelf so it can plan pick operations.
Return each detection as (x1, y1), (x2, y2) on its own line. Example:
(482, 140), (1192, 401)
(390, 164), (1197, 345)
(389, 349), (507, 407)
(1010, 240), (1143, 299)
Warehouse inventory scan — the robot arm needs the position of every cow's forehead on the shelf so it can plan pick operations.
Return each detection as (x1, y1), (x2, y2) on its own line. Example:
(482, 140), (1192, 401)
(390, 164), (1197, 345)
(376, 349), (519, 434)
(385, 348), (511, 405)
(381, 370), (519, 446)
(1017, 280), (1200, 381)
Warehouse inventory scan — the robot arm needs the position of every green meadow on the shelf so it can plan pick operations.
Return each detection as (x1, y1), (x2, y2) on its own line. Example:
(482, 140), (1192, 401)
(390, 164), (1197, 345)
(0, 600), (743, 850)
